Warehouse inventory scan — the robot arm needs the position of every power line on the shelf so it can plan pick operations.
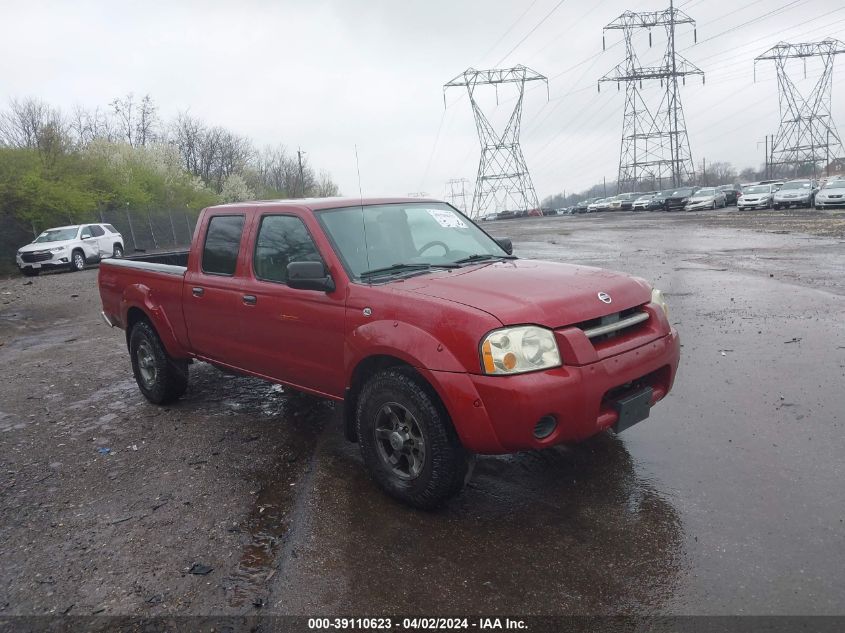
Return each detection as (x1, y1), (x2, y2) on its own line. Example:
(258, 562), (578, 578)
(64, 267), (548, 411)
(495, 0), (569, 67)
(478, 0), (542, 65)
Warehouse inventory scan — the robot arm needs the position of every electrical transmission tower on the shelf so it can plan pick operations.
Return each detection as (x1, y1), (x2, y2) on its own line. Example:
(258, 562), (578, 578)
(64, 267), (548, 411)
(600, 0), (703, 192)
(445, 178), (470, 213)
(755, 39), (845, 178)
(444, 66), (548, 218)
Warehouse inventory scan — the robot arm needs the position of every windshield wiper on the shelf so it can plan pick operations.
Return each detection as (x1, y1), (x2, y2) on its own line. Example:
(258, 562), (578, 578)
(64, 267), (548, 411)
(452, 253), (517, 265)
(360, 262), (459, 280)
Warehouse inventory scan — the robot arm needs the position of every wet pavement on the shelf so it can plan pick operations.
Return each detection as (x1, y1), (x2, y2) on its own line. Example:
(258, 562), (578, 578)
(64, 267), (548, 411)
(0, 208), (843, 617)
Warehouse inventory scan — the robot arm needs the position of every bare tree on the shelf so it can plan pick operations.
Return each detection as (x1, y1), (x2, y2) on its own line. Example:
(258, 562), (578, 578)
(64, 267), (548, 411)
(0, 97), (65, 149)
(110, 93), (135, 146)
(314, 170), (340, 197)
(136, 95), (158, 147)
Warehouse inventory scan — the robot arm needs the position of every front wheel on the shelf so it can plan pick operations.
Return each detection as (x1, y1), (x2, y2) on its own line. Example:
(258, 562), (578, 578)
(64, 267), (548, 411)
(70, 249), (86, 272)
(129, 320), (188, 404)
(356, 368), (471, 509)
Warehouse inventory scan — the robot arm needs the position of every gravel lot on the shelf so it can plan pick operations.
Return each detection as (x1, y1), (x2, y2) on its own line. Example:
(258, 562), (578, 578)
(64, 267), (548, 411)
(1, 207), (843, 618)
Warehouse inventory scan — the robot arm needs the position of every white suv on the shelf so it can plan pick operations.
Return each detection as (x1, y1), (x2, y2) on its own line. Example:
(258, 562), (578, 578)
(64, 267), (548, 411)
(16, 224), (125, 276)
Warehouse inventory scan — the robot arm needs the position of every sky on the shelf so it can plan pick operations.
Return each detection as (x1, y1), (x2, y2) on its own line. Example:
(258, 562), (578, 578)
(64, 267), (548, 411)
(1, 0), (844, 203)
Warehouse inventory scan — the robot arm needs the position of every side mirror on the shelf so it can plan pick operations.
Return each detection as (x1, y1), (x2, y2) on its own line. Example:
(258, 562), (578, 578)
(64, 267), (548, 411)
(496, 238), (513, 255)
(81, 235), (92, 240)
(287, 261), (335, 292)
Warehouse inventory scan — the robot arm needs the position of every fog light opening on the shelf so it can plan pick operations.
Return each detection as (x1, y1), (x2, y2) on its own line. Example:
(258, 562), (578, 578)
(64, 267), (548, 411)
(533, 415), (557, 440)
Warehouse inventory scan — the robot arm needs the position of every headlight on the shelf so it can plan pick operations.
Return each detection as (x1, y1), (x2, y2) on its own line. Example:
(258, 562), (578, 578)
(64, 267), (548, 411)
(50, 246), (67, 253)
(652, 288), (669, 319)
(480, 326), (561, 375)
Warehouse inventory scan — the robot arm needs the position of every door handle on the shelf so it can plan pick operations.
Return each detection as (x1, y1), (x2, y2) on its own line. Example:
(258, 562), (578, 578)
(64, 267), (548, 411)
(242, 295), (257, 305)
(192, 287), (204, 297)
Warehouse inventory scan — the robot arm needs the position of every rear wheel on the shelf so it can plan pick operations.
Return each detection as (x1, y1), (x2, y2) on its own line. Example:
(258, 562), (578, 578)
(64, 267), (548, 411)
(129, 320), (188, 404)
(70, 249), (85, 272)
(113, 244), (124, 258)
(356, 368), (471, 509)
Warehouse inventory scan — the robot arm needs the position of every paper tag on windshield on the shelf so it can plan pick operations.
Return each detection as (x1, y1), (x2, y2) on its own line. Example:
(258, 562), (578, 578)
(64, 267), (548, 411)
(427, 209), (467, 229)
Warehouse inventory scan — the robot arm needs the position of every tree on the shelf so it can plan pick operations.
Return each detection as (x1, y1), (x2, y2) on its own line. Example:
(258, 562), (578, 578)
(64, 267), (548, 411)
(0, 98), (66, 150)
(220, 173), (253, 203)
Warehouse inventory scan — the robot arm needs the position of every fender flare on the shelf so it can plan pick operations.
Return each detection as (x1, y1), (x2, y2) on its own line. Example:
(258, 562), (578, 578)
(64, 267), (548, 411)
(121, 284), (189, 359)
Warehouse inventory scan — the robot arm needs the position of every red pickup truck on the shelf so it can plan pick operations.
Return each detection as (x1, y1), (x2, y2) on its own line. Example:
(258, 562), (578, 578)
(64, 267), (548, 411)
(99, 198), (679, 508)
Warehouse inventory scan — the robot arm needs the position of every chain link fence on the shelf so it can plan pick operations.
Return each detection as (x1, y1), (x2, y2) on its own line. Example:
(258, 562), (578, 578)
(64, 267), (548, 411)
(1, 209), (200, 275)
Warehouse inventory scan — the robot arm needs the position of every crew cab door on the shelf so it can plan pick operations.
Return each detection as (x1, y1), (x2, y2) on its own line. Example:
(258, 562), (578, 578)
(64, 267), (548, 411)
(182, 212), (252, 363)
(237, 213), (346, 397)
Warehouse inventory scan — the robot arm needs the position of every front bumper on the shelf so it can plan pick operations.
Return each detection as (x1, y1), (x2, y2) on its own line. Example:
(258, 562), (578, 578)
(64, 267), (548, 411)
(815, 198), (845, 208)
(16, 252), (71, 271)
(774, 197), (810, 207)
(684, 200), (715, 211)
(737, 199), (769, 209)
(429, 310), (680, 454)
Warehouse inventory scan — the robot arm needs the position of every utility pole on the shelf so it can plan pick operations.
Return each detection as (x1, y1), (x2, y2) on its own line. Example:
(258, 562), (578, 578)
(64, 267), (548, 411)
(603, 177), (607, 197)
(755, 39), (845, 178)
(297, 148), (306, 198)
(765, 135), (769, 178)
(702, 157), (706, 185)
(444, 66), (548, 218)
(599, 0), (703, 191)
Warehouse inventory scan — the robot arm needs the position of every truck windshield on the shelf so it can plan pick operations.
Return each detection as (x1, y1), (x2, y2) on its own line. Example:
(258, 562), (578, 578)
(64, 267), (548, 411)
(33, 228), (79, 243)
(318, 203), (510, 280)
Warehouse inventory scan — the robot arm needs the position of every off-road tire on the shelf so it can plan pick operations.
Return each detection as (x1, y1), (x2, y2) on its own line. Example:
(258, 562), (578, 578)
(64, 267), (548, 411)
(356, 368), (471, 510)
(70, 249), (86, 272)
(129, 320), (188, 404)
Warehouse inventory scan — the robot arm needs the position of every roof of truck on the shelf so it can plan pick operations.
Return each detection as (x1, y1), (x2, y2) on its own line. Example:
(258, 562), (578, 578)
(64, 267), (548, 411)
(208, 197), (446, 212)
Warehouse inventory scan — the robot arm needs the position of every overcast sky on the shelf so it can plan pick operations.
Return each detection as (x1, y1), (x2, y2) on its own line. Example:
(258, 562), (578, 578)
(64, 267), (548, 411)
(2, 0), (843, 201)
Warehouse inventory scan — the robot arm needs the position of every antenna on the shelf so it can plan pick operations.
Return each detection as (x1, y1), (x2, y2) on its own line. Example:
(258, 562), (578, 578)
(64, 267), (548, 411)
(354, 145), (371, 278)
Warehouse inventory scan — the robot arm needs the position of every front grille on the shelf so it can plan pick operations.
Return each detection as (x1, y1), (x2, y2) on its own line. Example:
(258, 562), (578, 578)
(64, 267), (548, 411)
(576, 307), (649, 343)
(21, 251), (51, 263)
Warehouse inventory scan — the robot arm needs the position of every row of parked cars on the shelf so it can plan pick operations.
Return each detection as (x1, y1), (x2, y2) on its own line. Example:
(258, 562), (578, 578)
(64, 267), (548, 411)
(551, 176), (845, 216)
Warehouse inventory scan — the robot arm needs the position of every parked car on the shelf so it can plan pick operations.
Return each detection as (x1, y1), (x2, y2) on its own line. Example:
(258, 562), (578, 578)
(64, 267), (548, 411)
(772, 179), (817, 209)
(586, 198), (605, 212)
(684, 187), (727, 211)
(814, 179), (845, 208)
(573, 200), (590, 213)
(632, 194), (655, 211)
(737, 184), (775, 210)
(16, 223), (125, 277)
(595, 197), (613, 212)
(606, 196), (624, 211)
(645, 190), (672, 211)
(717, 184), (743, 206)
(497, 210), (516, 220)
(664, 187), (697, 212)
(480, 212), (499, 222)
(98, 197), (680, 509)
(617, 193), (643, 211)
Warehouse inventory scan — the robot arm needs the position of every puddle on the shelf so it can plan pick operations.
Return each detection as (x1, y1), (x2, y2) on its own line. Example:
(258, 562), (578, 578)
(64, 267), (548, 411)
(221, 383), (333, 607)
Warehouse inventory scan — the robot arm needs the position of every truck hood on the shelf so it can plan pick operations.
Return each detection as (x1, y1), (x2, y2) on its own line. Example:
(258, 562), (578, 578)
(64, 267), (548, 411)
(18, 239), (76, 253)
(399, 259), (651, 328)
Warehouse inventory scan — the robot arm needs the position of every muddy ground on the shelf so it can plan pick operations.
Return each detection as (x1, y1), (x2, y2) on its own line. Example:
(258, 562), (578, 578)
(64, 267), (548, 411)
(0, 207), (843, 618)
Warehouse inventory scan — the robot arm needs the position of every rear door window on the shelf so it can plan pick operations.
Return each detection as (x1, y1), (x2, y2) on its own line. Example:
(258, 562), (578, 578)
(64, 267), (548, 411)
(90, 225), (105, 237)
(202, 215), (245, 275)
(253, 215), (322, 284)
